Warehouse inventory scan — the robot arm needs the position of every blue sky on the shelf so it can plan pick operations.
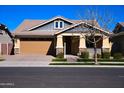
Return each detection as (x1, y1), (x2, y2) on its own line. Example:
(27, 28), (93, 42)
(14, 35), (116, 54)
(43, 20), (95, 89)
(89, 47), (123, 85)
(0, 5), (124, 31)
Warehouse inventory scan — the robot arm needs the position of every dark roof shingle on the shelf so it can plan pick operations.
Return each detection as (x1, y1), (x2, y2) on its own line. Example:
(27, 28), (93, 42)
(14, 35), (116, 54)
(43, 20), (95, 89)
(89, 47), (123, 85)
(14, 16), (101, 36)
(119, 22), (124, 27)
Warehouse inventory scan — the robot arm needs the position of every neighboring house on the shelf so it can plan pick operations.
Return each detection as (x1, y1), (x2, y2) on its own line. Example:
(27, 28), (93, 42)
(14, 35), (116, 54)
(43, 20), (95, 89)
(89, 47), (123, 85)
(111, 22), (124, 55)
(14, 16), (111, 57)
(0, 24), (14, 55)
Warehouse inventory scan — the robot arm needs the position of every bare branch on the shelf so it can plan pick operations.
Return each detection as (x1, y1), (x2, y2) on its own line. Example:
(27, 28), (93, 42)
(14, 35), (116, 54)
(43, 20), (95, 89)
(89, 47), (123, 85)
(78, 7), (114, 64)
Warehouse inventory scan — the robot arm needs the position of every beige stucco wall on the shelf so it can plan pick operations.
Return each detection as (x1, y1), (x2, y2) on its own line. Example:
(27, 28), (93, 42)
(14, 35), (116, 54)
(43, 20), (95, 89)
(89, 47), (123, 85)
(56, 35), (63, 48)
(102, 36), (111, 52)
(14, 38), (20, 48)
(79, 35), (86, 48)
(102, 37), (110, 48)
(60, 33), (80, 36)
(14, 33), (111, 55)
(109, 42), (113, 52)
(56, 33), (111, 49)
(14, 38), (20, 54)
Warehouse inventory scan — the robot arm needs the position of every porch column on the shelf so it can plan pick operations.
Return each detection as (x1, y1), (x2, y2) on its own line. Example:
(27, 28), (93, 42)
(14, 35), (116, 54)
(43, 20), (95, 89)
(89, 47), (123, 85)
(102, 36), (110, 52)
(56, 35), (63, 55)
(14, 38), (20, 54)
(79, 35), (87, 54)
(0, 43), (1, 55)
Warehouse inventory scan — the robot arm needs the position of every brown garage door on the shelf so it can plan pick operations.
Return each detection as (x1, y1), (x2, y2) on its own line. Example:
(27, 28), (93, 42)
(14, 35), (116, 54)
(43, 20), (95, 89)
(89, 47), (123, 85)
(1, 44), (7, 55)
(1, 43), (13, 55)
(20, 39), (53, 55)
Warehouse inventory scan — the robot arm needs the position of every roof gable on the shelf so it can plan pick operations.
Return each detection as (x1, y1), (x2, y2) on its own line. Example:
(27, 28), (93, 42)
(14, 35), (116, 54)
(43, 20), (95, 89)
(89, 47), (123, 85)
(28, 16), (74, 31)
(14, 16), (100, 33)
(0, 24), (13, 39)
(55, 22), (110, 35)
(14, 16), (107, 37)
(113, 22), (124, 33)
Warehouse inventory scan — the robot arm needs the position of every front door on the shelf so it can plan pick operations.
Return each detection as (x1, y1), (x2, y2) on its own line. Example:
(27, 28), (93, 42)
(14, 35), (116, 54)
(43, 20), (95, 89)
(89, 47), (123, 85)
(63, 36), (79, 55)
(71, 36), (79, 55)
(63, 36), (72, 54)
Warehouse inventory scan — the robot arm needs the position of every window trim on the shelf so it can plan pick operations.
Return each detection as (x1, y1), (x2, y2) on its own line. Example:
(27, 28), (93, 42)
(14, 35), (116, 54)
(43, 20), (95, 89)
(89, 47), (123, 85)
(54, 21), (64, 29)
(60, 21), (64, 29)
(54, 21), (59, 29)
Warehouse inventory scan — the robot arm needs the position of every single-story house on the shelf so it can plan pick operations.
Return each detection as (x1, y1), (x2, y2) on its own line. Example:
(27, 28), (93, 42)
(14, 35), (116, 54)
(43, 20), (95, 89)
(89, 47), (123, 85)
(111, 22), (124, 55)
(0, 24), (14, 55)
(14, 16), (111, 57)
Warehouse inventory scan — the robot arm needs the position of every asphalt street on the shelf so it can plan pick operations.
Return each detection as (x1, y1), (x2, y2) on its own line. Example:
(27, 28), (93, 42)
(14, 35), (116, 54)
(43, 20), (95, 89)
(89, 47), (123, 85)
(0, 67), (124, 88)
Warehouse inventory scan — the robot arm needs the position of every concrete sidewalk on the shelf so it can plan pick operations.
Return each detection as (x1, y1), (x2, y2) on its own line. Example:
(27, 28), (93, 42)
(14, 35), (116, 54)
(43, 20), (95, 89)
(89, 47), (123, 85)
(0, 61), (50, 67)
(2, 55), (53, 61)
(0, 61), (124, 67)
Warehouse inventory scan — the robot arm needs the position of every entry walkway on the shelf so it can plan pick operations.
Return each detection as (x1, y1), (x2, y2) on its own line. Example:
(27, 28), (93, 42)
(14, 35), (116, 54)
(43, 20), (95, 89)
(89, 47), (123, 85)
(66, 55), (79, 62)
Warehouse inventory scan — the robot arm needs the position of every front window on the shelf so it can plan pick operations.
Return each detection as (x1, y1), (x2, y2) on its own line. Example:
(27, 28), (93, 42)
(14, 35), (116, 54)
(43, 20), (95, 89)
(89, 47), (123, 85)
(60, 21), (63, 28)
(54, 21), (64, 29)
(55, 21), (59, 28)
(86, 36), (103, 48)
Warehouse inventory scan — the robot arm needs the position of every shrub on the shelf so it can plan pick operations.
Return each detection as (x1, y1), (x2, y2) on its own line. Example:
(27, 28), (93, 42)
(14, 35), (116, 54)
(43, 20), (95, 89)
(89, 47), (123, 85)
(52, 58), (67, 62)
(102, 52), (111, 59)
(56, 52), (64, 58)
(0, 55), (5, 61)
(79, 51), (89, 58)
(97, 53), (101, 58)
(77, 58), (94, 62)
(77, 58), (124, 62)
(49, 62), (124, 65)
(94, 53), (101, 58)
(113, 53), (123, 59)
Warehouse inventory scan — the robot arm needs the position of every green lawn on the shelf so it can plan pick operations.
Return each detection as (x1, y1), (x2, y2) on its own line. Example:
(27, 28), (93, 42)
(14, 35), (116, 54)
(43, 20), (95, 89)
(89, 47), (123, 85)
(50, 57), (124, 65)
(0, 56), (5, 61)
(52, 58), (67, 62)
(77, 58), (124, 62)
(49, 62), (124, 65)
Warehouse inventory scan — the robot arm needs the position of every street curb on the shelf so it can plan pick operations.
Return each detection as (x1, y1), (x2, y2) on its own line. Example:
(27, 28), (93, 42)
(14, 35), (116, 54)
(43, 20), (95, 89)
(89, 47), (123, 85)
(0, 61), (124, 68)
(0, 65), (124, 68)
(48, 65), (124, 68)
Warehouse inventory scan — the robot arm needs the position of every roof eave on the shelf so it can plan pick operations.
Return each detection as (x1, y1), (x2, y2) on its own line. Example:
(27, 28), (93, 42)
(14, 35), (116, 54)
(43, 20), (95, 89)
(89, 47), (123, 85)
(15, 34), (54, 38)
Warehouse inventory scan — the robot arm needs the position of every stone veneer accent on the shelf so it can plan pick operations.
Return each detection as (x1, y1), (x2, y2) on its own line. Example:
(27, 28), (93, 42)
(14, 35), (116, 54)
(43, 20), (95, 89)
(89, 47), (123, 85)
(56, 48), (63, 55)
(102, 48), (110, 52)
(79, 48), (87, 52)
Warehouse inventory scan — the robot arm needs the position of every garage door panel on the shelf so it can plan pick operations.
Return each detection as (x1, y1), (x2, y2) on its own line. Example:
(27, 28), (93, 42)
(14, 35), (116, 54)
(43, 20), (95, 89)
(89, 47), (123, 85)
(20, 40), (52, 55)
(8, 43), (13, 55)
(1, 44), (7, 55)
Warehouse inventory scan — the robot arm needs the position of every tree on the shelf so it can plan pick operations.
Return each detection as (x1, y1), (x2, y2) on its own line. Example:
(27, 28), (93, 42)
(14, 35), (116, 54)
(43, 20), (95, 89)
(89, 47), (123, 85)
(79, 8), (113, 64)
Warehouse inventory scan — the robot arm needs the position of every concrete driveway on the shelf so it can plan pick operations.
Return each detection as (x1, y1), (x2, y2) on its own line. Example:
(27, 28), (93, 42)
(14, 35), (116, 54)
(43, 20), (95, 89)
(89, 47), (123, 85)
(0, 55), (54, 67)
(3, 55), (53, 62)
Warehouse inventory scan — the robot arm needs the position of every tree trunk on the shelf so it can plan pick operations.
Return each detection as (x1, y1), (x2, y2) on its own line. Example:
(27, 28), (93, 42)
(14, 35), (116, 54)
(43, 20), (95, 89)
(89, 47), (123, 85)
(94, 38), (98, 65)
